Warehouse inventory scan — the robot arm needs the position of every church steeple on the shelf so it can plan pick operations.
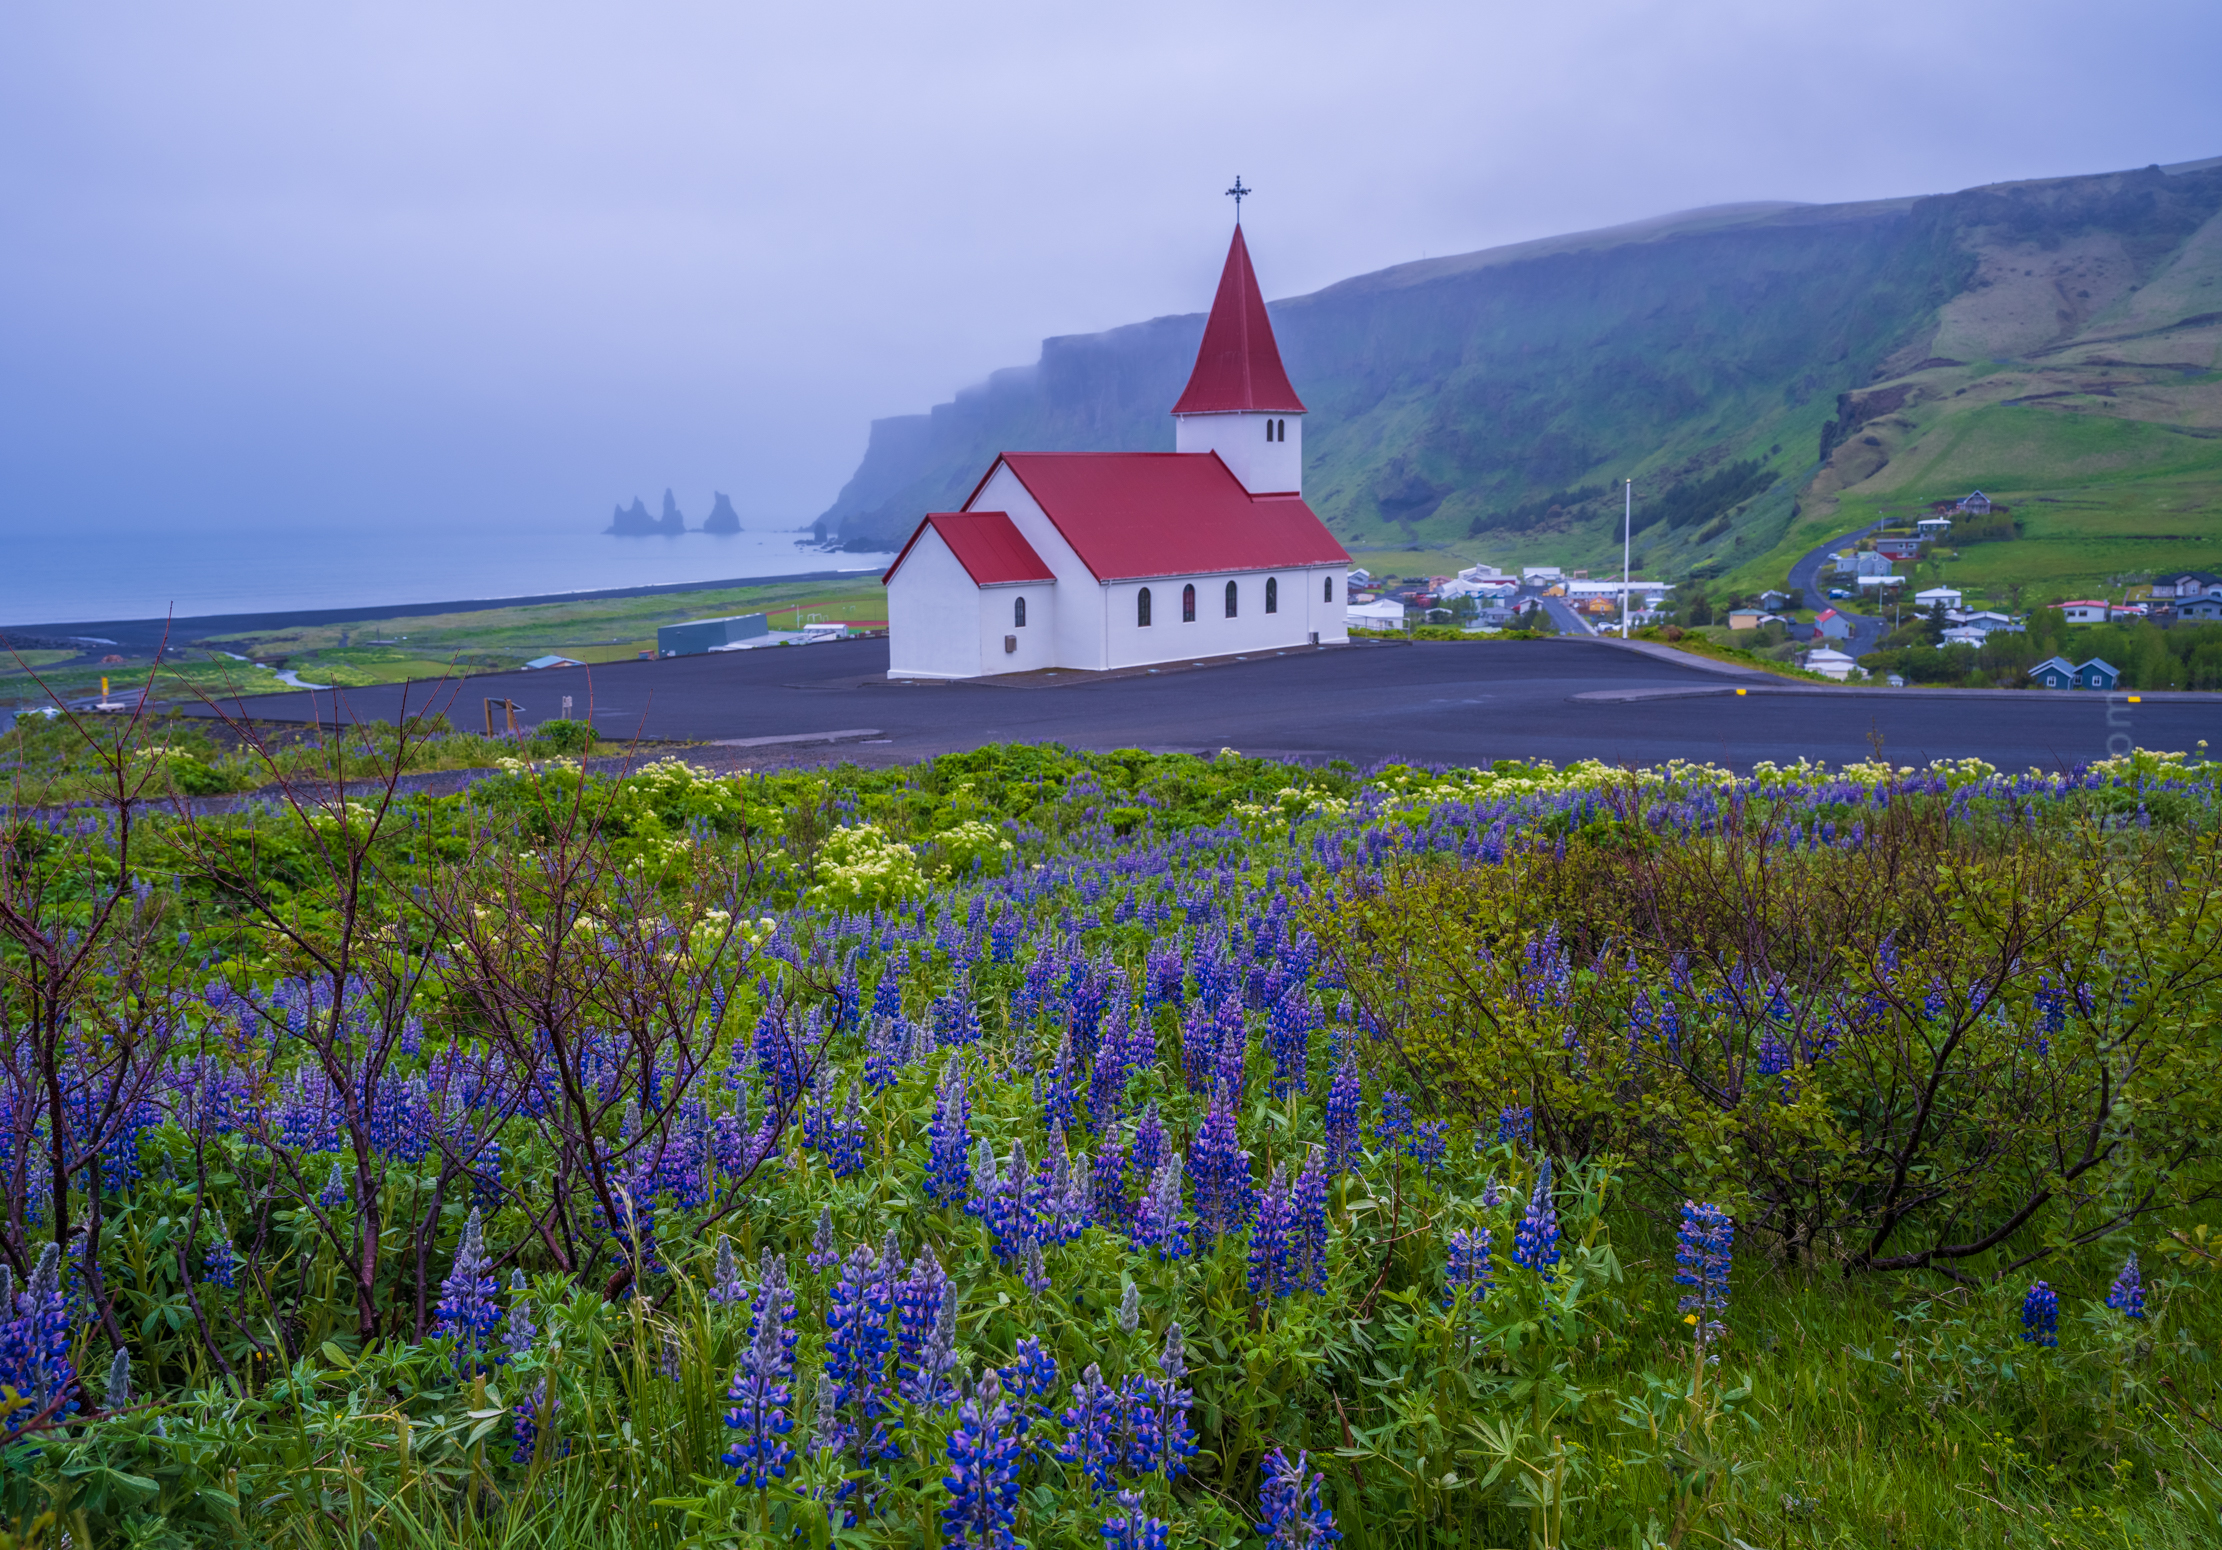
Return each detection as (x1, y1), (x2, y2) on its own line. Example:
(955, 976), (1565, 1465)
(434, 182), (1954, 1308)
(1173, 225), (1305, 495)
(1171, 225), (1306, 416)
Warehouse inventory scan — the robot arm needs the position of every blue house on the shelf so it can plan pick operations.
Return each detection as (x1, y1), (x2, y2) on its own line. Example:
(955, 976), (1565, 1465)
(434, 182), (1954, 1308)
(2028, 656), (2076, 689)
(2074, 658), (2120, 691)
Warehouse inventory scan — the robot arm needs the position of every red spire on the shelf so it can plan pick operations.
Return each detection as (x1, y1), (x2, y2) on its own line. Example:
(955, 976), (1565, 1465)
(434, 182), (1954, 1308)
(1171, 225), (1306, 416)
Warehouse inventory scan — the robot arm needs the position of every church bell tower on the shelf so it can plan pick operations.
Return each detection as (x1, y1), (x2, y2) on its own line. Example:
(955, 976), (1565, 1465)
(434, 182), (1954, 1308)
(1171, 222), (1306, 497)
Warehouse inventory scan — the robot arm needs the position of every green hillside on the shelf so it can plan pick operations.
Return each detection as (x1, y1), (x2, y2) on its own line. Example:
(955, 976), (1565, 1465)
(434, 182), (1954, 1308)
(819, 161), (2222, 596)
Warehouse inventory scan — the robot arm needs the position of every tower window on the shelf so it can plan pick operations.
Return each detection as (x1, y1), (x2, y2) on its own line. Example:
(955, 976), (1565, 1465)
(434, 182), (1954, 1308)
(1182, 584), (1196, 623)
(1225, 580), (1238, 618)
(1265, 577), (1278, 614)
(1137, 587), (1152, 627)
(1324, 575), (1334, 602)
(1013, 596), (1026, 628)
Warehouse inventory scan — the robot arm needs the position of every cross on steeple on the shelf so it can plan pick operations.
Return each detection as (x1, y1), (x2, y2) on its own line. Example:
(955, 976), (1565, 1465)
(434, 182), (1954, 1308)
(1225, 175), (1252, 221)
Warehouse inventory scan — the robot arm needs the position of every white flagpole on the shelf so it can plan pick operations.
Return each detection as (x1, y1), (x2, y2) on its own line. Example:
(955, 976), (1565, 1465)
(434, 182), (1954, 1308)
(1622, 479), (1632, 638)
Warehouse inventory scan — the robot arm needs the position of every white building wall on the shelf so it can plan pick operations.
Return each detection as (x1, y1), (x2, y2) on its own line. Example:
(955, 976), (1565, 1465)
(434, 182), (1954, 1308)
(965, 464), (1108, 671)
(1174, 412), (1303, 495)
(976, 584), (1057, 673)
(1102, 567), (1341, 668)
(885, 528), (985, 679)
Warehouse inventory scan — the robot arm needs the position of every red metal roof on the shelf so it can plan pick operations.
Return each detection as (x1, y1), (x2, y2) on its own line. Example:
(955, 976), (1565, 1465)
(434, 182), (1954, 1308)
(979, 452), (1347, 582)
(1170, 226), (1306, 416)
(881, 511), (1055, 587)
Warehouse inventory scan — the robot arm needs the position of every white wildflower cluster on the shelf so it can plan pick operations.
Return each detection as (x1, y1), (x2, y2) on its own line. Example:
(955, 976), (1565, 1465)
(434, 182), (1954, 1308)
(688, 908), (777, 965)
(932, 819), (1015, 874)
(1234, 785), (1353, 823)
(808, 824), (926, 912)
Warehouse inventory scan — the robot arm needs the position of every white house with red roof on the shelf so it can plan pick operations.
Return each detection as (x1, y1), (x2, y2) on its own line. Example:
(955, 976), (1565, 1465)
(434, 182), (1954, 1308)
(882, 227), (1351, 679)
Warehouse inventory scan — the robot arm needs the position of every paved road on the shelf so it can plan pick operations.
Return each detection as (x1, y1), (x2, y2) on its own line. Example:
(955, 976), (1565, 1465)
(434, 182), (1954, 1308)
(174, 637), (2220, 773)
(1787, 518), (1889, 656)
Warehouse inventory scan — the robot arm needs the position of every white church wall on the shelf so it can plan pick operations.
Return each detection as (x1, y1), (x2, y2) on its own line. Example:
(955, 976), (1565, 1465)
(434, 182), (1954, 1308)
(885, 527), (984, 680)
(977, 584), (1056, 674)
(966, 464), (1107, 671)
(1174, 412), (1303, 495)
(1304, 565), (1349, 644)
(1104, 567), (1336, 669)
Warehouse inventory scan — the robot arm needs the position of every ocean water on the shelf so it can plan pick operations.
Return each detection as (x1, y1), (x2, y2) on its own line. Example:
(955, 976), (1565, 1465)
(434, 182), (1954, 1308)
(0, 524), (893, 627)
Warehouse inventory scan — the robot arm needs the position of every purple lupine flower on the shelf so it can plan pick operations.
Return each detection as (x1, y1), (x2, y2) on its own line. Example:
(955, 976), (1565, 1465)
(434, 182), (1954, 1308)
(1673, 1201), (1732, 1343)
(202, 1219), (238, 1290)
(1101, 1488), (1170, 1550)
(2106, 1253), (2145, 1320)
(1291, 1151), (1328, 1293)
(1091, 1131), (1131, 1227)
(925, 1056), (972, 1206)
(504, 1270), (535, 1358)
(999, 1334), (1060, 1412)
(318, 1162), (347, 1212)
(1266, 988), (1312, 1100)
(1258, 1447), (1340, 1548)
(1189, 1086), (1253, 1247)
(1444, 1225), (1492, 1310)
(724, 1251), (798, 1487)
(1060, 1362), (1121, 1487)
(1323, 1060), (1361, 1176)
(2, 1247), (77, 1421)
(824, 1238), (898, 1465)
(895, 1244), (949, 1399)
(511, 1376), (560, 1465)
(709, 1235), (746, 1308)
(807, 1207), (840, 1274)
(1131, 1152), (1191, 1263)
(1249, 1164), (1296, 1303)
(825, 1080), (868, 1177)
(436, 1207), (502, 1368)
(942, 1370), (1025, 1550)
(1179, 1001), (1215, 1094)
(1511, 1159), (1560, 1273)
(1496, 1105), (1533, 1148)
(1135, 1324), (1197, 1479)
(1041, 1033), (1079, 1135)
(2021, 1281), (2058, 1346)
(1088, 1033), (1128, 1136)
(1374, 1090), (1414, 1155)
(1130, 1101), (1166, 1184)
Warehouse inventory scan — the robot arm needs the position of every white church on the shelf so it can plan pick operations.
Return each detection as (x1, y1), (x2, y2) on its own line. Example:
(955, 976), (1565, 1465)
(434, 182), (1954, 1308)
(882, 225), (1351, 679)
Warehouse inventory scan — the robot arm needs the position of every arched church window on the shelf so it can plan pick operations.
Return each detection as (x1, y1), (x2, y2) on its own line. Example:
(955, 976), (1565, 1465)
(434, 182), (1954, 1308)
(1225, 581), (1238, 618)
(1265, 577), (1278, 614)
(1324, 575), (1334, 602)
(1014, 596), (1026, 627)
(1137, 588), (1152, 627)
(1182, 584), (1196, 623)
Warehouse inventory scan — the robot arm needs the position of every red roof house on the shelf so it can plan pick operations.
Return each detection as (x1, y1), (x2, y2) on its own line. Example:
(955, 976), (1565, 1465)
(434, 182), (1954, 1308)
(883, 226), (1351, 679)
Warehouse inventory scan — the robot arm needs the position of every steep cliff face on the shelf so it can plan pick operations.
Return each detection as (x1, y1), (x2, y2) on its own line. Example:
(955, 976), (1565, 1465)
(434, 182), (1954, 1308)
(816, 161), (2222, 574)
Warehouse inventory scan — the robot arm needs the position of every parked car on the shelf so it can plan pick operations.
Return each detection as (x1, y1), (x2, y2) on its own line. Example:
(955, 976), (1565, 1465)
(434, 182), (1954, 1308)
(1827, 588), (1850, 600)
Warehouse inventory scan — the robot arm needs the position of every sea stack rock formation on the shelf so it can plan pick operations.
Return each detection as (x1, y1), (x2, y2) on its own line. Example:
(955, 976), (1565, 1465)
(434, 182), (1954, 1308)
(606, 496), (659, 535)
(702, 491), (743, 533)
(659, 489), (687, 534)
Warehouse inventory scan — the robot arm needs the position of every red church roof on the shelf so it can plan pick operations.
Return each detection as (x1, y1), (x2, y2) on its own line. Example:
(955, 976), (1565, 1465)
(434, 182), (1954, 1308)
(972, 452), (1346, 582)
(1170, 226), (1306, 416)
(882, 511), (1055, 587)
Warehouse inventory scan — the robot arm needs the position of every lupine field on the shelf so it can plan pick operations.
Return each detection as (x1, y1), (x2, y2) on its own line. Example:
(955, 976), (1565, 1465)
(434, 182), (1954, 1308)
(2, 711), (2222, 1549)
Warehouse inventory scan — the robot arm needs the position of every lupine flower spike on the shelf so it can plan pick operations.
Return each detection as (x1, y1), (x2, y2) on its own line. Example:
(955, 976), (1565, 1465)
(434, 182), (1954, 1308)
(1259, 1446), (1341, 1548)
(1673, 1201), (1732, 1346)
(2020, 1281), (2058, 1346)
(2106, 1253), (2145, 1320)
(1511, 1159), (1560, 1273)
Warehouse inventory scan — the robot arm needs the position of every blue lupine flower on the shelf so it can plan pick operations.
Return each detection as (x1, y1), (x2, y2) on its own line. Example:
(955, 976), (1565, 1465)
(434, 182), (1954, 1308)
(1131, 1152), (1190, 1263)
(895, 1244), (950, 1401)
(1374, 1090), (1413, 1155)
(1673, 1201), (1732, 1342)
(1059, 1362), (1121, 1487)
(1323, 1060), (1361, 1176)
(318, 1162), (347, 1212)
(1511, 1159), (1560, 1273)
(504, 1270), (535, 1358)
(0, 1246), (77, 1421)
(1249, 1164), (1296, 1303)
(1291, 1151), (1328, 1294)
(1135, 1324), (1197, 1479)
(807, 1206), (840, 1274)
(824, 1237), (898, 1465)
(1101, 1488), (1170, 1550)
(999, 1334), (1060, 1410)
(1130, 1101), (1166, 1184)
(1444, 1225), (1492, 1309)
(2106, 1253), (2144, 1320)
(511, 1376), (559, 1465)
(202, 1220), (238, 1291)
(436, 1207), (502, 1368)
(1266, 988), (1312, 1100)
(926, 1056), (972, 1206)
(709, 1235), (746, 1308)
(1091, 1131), (1131, 1227)
(942, 1370), (1025, 1549)
(1258, 1446), (1340, 1548)
(724, 1251), (798, 1487)
(1189, 1087), (1252, 1247)
(2021, 1281), (2058, 1346)
(1496, 1105), (1533, 1149)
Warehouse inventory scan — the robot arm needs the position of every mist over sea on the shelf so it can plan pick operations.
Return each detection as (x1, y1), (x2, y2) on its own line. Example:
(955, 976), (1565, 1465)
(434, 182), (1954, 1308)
(0, 525), (891, 627)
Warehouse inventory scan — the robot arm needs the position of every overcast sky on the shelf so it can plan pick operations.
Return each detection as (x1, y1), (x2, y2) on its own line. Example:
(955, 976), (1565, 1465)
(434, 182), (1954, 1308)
(4, 0), (2218, 540)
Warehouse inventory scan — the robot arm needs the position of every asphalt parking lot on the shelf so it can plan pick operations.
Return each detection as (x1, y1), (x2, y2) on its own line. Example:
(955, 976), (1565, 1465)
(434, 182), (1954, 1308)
(174, 637), (2221, 772)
